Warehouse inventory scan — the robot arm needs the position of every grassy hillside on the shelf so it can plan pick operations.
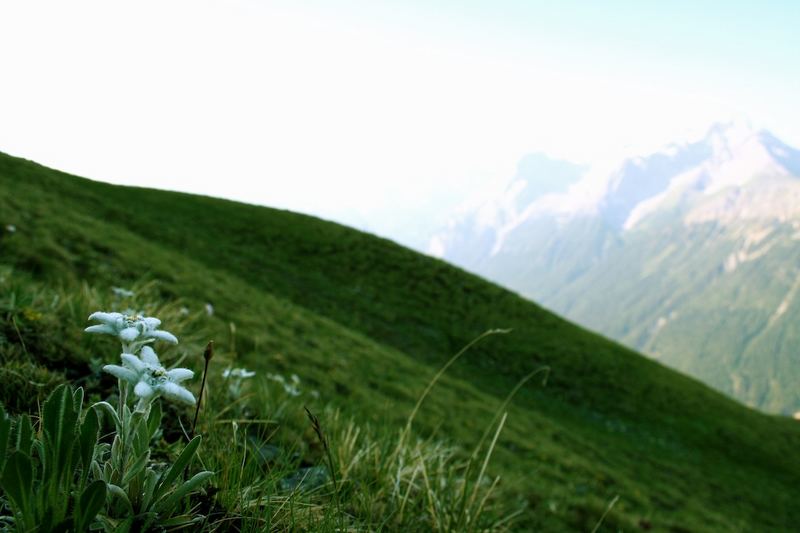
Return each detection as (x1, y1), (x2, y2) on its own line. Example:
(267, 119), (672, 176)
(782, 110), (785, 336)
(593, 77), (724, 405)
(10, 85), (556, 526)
(1, 151), (799, 531)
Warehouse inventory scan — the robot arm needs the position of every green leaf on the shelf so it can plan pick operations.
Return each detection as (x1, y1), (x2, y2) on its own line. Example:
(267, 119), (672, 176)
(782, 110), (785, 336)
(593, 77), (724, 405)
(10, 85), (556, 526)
(117, 515), (135, 533)
(98, 514), (134, 533)
(122, 449), (150, 486)
(95, 441), (111, 456)
(91, 460), (104, 482)
(91, 401), (121, 433)
(155, 470), (214, 514)
(103, 461), (113, 483)
(74, 479), (107, 532)
(106, 483), (134, 516)
(72, 386), (85, 413)
(139, 511), (159, 532)
(154, 435), (202, 502)
(146, 401), (162, 441)
(78, 408), (100, 484)
(2, 451), (34, 527)
(0, 404), (12, 476)
(41, 384), (79, 484)
(158, 514), (203, 527)
(131, 410), (151, 455)
(140, 468), (161, 511)
(122, 404), (132, 427)
(31, 439), (45, 469)
(13, 414), (33, 454)
(111, 434), (122, 466)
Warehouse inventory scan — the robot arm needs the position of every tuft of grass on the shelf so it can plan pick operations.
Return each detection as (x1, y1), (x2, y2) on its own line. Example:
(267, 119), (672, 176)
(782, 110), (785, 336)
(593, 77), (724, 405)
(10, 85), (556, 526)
(0, 360), (64, 413)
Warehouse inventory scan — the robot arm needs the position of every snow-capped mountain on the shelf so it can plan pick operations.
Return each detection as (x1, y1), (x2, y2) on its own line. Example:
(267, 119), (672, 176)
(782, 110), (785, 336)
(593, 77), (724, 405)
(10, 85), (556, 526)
(433, 122), (800, 259)
(431, 122), (800, 414)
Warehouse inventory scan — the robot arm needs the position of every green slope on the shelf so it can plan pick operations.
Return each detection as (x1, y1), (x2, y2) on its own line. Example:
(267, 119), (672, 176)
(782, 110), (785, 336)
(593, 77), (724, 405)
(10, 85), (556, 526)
(1, 151), (799, 531)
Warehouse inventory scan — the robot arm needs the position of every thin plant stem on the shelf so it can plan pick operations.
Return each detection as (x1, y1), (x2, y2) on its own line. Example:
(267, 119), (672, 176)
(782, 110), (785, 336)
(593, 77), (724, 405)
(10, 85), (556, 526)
(192, 340), (214, 438)
(305, 407), (343, 530)
(592, 494), (620, 533)
(467, 412), (507, 516)
(400, 329), (510, 448)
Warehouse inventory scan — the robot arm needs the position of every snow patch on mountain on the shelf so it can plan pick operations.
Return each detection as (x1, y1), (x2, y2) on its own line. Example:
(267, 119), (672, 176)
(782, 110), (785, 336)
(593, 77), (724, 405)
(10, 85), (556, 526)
(685, 180), (800, 226)
(431, 121), (800, 262)
(625, 122), (797, 230)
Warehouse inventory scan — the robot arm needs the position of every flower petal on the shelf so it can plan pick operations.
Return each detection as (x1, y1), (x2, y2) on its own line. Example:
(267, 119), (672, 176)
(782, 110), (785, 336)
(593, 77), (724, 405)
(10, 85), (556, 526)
(119, 327), (140, 342)
(88, 311), (123, 324)
(166, 368), (194, 383)
(121, 353), (146, 373)
(143, 317), (161, 329)
(134, 381), (156, 400)
(103, 364), (138, 383)
(84, 324), (116, 335)
(140, 346), (160, 366)
(148, 330), (178, 344)
(161, 382), (196, 405)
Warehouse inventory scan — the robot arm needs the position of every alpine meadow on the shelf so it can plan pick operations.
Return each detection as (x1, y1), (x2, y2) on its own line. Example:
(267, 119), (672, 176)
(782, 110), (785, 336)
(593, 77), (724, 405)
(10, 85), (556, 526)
(1, 151), (799, 531)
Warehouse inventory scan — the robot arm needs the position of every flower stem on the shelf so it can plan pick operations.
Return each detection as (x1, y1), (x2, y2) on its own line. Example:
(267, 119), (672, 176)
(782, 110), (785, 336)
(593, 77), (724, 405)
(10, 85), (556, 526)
(191, 341), (214, 438)
(305, 407), (342, 528)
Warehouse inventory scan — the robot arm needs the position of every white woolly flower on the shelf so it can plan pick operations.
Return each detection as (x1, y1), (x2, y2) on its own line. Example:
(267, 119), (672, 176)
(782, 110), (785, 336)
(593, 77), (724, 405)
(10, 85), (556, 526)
(103, 346), (195, 408)
(222, 367), (255, 397)
(111, 287), (135, 298)
(222, 368), (256, 379)
(266, 372), (301, 396)
(85, 311), (178, 350)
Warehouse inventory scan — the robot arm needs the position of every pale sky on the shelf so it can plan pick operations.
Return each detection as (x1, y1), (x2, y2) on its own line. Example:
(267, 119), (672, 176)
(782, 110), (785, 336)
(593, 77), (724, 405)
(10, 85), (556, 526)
(1, 1), (799, 248)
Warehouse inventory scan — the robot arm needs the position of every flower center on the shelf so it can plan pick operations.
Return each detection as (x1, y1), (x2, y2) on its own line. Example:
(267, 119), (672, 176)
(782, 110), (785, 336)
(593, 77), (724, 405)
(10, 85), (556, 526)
(146, 366), (168, 384)
(123, 314), (142, 326)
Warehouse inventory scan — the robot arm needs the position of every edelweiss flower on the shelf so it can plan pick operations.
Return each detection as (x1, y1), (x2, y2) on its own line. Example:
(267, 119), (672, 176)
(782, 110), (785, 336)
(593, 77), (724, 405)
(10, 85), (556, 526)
(111, 287), (135, 298)
(222, 367), (256, 379)
(266, 372), (301, 396)
(103, 346), (195, 407)
(85, 311), (178, 348)
(222, 367), (255, 397)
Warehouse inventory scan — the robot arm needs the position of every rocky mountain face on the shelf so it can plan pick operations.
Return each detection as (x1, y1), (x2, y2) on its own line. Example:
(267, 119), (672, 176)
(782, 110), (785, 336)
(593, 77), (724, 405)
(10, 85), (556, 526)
(431, 123), (800, 414)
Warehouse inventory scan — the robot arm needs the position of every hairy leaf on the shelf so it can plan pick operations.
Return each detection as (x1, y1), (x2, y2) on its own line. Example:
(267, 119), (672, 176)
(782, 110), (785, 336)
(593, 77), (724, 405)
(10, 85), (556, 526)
(154, 435), (202, 502)
(78, 408), (100, 485)
(0, 404), (11, 475)
(2, 451), (33, 528)
(156, 470), (214, 514)
(91, 401), (122, 433)
(13, 414), (33, 455)
(74, 479), (107, 532)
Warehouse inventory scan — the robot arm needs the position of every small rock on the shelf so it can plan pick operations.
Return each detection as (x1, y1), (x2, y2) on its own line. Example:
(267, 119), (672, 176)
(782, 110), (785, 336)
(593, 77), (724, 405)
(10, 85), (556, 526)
(279, 466), (329, 492)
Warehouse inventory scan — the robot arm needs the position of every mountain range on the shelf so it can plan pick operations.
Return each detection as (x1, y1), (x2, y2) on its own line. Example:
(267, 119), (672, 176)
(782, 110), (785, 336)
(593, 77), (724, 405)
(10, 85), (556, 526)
(430, 122), (800, 414)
